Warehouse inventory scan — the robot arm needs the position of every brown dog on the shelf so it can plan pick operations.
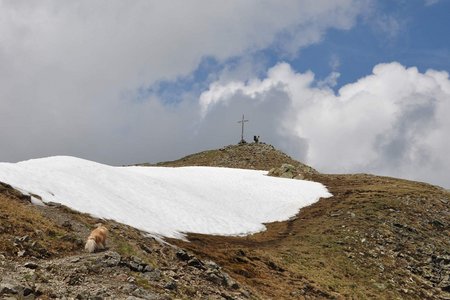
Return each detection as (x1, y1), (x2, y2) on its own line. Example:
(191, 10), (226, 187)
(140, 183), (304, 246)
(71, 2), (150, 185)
(85, 224), (108, 253)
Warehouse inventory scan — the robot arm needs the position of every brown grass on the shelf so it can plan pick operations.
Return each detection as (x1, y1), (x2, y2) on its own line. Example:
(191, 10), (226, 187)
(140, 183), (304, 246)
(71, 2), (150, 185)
(171, 173), (450, 299)
(0, 188), (80, 257)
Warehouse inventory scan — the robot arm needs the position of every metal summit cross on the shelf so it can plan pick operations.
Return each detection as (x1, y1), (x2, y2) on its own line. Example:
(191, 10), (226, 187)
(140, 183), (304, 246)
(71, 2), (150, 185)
(237, 114), (249, 144)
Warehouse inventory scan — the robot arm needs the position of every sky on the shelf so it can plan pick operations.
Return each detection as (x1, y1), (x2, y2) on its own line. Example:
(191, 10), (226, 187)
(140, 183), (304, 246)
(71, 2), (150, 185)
(0, 156), (331, 238)
(0, 0), (449, 188)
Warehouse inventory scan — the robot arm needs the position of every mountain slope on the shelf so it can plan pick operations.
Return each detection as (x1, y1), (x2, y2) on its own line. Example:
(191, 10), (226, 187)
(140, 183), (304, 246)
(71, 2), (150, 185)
(148, 143), (450, 299)
(1, 144), (449, 299)
(173, 173), (450, 299)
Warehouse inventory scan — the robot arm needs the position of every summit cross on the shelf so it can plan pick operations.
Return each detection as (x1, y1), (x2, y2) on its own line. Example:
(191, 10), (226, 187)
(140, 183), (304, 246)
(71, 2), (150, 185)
(237, 114), (249, 143)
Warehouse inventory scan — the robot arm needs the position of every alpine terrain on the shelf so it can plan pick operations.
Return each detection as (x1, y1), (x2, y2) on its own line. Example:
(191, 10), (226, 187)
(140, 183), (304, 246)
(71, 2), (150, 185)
(0, 143), (449, 299)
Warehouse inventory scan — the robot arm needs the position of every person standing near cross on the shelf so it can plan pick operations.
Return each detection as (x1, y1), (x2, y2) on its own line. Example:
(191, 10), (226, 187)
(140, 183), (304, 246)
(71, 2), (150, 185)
(238, 114), (248, 144)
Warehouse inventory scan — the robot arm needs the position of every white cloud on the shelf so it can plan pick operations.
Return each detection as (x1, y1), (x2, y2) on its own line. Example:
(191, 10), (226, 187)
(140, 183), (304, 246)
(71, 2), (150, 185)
(0, 1), (368, 165)
(424, 0), (440, 6)
(199, 62), (450, 188)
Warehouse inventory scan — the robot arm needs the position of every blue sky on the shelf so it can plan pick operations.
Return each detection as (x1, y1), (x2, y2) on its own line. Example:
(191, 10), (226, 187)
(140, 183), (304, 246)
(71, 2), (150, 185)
(1, 0), (449, 187)
(293, 0), (450, 87)
(151, 0), (450, 100)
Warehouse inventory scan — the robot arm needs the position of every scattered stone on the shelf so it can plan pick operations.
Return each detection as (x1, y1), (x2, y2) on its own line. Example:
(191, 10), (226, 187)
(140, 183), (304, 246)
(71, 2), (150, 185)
(66, 273), (83, 286)
(442, 285), (450, 293)
(140, 244), (153, 254)
(16, 235), (30, 243)
(175, 250), (190, 261)
(223, 274), (239, 289)
(120, 256), (152, 272)
(115, 273), (128, 281)
(266, 260), (285, 272)
(164, 281), (177, 290)
(76, 292), (88, 299)
(144, 269), (161, 282)
(128, 261), (143, 272)
(294, 174), (305, 180)
(187, 257), (205, 269)
(143, 265), (153, 273)
(24, 262), (39, 269)
(0, 283), (18, 294)
(430, 219), (445, 228)
(268, 164), (304, 179)
(330, 211), (342, 217)
(62, 220), (73, 230)
(23, 287), (35, 297)
(205, 260), (220, 270)
(207, 273), (223, 285)
(103, 251), (121, 267)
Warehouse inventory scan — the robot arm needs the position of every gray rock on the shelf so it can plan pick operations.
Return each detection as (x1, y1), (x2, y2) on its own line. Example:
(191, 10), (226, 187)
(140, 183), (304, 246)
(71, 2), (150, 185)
(205, 260), (220, 270)
(294, 174), (305, 180)
(62, 220), (73, 229)
(24, 262), (39, 269)
(16, 235), (30, 243)
(140, 244), (153, 254)
(280, 171), (294, 178)
(144, 269), (161, 281)
(0, 283), (19, 294)
(128, 261), (143, 272)
(175, 250), (190, 261)
(164, 281), (177, 290)
(268, 163), (304, 179)
(76, 292), (88, 299)
(22, 287), (35, 297)
(143, 265), (154, 273)
(223, 274), (239, 289)
(207, 273), (223, 285)
(103, 251), (121, 267)
(187, 257), (205, 269)
(330, 211), (342, 217)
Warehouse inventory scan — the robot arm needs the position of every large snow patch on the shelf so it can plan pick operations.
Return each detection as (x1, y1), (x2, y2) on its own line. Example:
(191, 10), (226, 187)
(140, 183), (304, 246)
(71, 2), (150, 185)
(0, 156), (332, 239)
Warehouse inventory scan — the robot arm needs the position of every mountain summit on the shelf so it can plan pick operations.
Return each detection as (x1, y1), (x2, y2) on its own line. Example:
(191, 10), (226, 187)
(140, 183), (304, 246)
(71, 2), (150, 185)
(153, 143), (317, 175)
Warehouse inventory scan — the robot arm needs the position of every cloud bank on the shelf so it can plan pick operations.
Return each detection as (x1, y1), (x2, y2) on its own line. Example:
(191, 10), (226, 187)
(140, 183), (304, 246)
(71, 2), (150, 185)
(1, 2), (450, 188)
(0, 0), (367, 163)
(200, 62), (450, 188)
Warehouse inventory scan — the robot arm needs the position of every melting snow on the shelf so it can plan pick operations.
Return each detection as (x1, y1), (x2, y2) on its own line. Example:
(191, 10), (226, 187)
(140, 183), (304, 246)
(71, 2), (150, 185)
(0, 156), (332, 239)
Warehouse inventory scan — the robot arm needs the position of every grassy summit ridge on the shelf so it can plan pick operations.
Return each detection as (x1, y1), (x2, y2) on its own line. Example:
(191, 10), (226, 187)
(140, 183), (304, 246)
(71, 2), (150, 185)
(149, 143), (317, 175)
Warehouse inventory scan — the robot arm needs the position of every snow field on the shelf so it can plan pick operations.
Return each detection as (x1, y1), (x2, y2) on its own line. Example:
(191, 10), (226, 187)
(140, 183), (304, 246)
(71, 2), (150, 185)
(0, 156), (332, 239)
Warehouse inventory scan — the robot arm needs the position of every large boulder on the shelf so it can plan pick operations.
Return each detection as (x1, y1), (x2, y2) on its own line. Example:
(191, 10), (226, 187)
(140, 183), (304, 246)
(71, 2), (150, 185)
(268, 164), (305, 180)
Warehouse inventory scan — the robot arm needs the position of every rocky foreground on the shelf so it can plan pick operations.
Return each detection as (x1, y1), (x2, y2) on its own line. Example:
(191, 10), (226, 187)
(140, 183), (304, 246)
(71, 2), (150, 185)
(0, 181), (252, 299)
(1, 143), (449, 299)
